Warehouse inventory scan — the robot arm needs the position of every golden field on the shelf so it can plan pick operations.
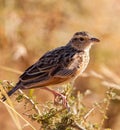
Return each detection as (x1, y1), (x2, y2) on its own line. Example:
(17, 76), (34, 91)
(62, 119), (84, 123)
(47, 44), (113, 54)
(0, 0), (120, 130)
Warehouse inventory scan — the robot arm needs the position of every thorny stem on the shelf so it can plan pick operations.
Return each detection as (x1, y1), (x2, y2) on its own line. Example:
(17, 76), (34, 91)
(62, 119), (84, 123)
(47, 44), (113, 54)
(99, 88), (112, 129)
(0, 100), (36, 130)
(72, 122), (86, 130)
(18, 89), (41, 115)
(83, 107), (96, 120)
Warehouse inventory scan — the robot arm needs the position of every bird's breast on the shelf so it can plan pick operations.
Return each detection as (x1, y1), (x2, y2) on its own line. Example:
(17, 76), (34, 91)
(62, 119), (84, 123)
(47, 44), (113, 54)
(69, 52), (90, 75)
(79, 52), (90, 73)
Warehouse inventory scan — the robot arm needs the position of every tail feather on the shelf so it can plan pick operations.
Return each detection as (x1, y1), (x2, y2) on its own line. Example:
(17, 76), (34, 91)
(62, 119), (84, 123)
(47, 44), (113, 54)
(2, 81), (22, 102)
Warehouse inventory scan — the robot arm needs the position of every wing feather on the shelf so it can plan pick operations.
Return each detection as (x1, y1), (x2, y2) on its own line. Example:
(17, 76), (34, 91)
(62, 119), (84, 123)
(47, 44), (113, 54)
(19, 45), (80, 88)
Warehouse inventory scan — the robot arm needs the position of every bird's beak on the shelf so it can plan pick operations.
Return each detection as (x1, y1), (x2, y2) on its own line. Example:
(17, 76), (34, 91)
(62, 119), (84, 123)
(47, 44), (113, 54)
(90, 37), (100, 43)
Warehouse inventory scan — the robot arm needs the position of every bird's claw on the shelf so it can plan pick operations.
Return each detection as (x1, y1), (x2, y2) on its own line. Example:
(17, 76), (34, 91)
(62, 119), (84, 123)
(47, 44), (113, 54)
(54, 93), (70, 111)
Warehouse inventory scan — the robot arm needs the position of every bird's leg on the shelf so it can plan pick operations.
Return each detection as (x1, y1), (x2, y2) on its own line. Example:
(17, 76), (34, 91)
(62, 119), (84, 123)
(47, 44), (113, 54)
(41, 87), (69, 109)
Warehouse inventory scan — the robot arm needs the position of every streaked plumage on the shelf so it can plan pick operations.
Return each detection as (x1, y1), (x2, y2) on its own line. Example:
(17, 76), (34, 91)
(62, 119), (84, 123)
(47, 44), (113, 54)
(2, 31), (100, 108)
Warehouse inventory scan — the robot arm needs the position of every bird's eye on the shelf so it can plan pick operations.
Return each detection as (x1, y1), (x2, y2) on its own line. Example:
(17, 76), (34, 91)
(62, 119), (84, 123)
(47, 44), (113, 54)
(72, 38), (78, 42)
(79, 37), (84, 41)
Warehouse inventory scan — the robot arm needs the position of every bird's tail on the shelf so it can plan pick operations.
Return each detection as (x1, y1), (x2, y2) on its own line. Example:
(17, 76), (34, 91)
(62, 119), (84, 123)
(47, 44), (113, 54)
(2, 81), (22, 102)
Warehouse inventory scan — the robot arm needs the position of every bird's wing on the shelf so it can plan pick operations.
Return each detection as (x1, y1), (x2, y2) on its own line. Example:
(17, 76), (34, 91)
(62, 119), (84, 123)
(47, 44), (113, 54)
(19, 51), (60, 83)
(53, 68), (76, 78)
(19, 46), (77, 88)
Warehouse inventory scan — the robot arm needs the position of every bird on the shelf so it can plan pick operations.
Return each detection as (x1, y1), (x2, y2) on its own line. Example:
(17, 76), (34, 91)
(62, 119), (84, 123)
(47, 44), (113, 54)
(2, 31), (100, 108)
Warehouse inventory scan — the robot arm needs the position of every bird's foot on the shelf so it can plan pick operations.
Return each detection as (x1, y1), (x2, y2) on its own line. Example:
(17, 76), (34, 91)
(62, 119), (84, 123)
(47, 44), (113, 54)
(54, 92), (70, 110)
(42, 87), (70, 110)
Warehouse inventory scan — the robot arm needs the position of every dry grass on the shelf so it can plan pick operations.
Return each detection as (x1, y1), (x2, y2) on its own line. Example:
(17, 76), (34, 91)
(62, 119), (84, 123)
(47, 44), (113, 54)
(0, 0), (120, 130)
(0, 66), (119, 130)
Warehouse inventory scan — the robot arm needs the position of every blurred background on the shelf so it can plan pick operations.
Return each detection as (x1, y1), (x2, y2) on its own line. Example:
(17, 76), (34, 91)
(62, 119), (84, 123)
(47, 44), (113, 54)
(0, 0), (120, 130)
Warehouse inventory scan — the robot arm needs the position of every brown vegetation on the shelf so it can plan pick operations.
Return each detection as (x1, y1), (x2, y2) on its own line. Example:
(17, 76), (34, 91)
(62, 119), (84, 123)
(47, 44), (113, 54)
(0, 0), (120, 130)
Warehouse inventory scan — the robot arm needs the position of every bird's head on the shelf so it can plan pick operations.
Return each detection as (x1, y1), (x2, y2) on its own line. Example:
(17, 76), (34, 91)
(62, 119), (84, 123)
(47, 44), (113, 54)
(68, 31), (100, 51)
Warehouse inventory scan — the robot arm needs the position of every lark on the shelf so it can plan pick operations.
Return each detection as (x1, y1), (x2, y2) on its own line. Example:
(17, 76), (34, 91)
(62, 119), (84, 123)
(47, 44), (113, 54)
(2, 31), (100, 108)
